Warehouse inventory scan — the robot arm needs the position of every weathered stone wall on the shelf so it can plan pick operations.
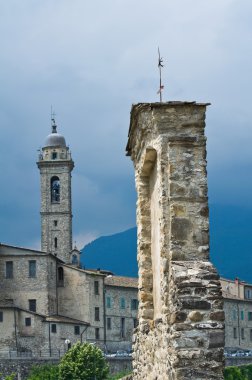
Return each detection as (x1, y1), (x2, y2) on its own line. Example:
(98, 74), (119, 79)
(57, 266), (105, 342)
(0, 248), (57, 316)
(127, 102), (224, 380)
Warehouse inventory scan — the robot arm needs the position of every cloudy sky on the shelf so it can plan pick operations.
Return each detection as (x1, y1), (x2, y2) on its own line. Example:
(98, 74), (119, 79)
(0, 0), (251, 249)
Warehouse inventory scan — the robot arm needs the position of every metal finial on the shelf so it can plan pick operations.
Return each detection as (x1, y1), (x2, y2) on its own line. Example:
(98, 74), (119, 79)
(157, 47), (164, 102)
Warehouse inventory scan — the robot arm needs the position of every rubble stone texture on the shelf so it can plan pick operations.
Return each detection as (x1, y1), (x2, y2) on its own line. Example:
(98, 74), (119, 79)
(126, 102), (224, 380)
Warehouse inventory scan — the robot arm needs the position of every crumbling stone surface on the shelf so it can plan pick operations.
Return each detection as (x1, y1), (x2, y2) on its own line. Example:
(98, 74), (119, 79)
(127, 102), (224, 380)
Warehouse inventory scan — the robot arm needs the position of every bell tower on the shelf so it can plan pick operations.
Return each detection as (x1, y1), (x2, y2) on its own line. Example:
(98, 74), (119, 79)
(37, 119), (74, 262)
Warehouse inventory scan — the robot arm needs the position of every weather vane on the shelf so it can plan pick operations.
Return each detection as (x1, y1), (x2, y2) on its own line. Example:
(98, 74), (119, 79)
(157, 47), (164, 102)
(51, 105), (56, 126)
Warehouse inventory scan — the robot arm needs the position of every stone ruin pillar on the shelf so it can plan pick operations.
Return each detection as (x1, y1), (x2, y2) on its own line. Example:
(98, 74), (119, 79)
(126, 102), (224, 380)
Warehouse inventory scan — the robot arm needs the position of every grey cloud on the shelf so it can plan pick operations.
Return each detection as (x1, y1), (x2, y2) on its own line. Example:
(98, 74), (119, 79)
(0, 0), (251, 247)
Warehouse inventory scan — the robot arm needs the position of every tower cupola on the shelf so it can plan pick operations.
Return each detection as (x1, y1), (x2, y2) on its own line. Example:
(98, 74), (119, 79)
(44, 121), (67, 148)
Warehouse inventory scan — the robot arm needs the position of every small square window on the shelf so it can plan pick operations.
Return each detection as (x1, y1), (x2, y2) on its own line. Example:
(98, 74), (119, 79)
(95, 307), (100, 321)
(0, 311), (3, 322)
(233, 327), (237, 339)
(107, 318), (111, 330)
(106, 297), (111, 308)
(241, 328), (245, 340)
(51, 324), (57, 333)
(29, 260), (36, 278)
(95, 327), (100, 340)
(74, 326), (80, 335)
(25, 317), (31, 327)
(29, 299), (36, 312)
(131, 299), (138, 310)
(121, 317), (125, 339)
(94, 281), (99, 295)
(6, 261), (13, 279)
(120, 298), (125, 309)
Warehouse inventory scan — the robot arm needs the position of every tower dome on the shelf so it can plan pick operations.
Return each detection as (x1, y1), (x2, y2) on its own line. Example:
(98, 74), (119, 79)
(44, 122), (66, 148)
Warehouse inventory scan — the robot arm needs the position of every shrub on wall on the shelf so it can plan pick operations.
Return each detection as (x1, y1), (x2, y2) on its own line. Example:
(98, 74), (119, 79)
(59, 342), (109, 380)
(27, 364), (59, 380)
(224, 364), (252, 380)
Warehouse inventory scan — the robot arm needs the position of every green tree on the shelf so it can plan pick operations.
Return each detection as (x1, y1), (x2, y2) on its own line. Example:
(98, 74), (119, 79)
(59, 342), (109, 380)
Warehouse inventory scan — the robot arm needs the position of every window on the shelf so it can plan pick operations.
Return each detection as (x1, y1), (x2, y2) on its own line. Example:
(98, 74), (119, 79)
(95, 307), (100, 321)
(51, 324), (57, 333)
(233, 327), (237, 339)
(241, 328), (245, 340)
(94, 281), (99, 295)
(95, 328), (100, 340)
(25, 317), (31, 327)
(74, 326), (80, 335)
(51, 176), (60, 202)
(29, 260), (36, 278)
(107, 317), (111, 330)
(120, 318), (125, 339)
(0, 311), (3, 322)
(72, 254), (78, 265)
(241, 310), (244, 320)
(6, 261), (13, 279)
(58, 267), (64, 286)
(54, 237), (58, 249)
(106, 297), (111, 308)
(54, 220), (58, 227)
(131, 299), (138, 310)
(133, 318), (138, 328)
(250, 329), (252, 341)
(232, 309), (237, 320)
(52, 152), (57, 160)
(248, 312), (252, 321)
(120, 298), (125, 309)
(245, 288), (252, 299)
(29, 299), (36, 312)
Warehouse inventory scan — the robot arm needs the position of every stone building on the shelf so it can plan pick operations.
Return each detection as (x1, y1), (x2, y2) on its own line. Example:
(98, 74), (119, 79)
(126, 102), (224, 380)
(105, 275), (138, 352)
(0, 120), (138, 357)
(221, 277), (252, 350)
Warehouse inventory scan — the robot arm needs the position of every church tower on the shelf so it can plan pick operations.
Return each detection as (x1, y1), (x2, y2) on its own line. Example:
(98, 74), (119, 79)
(37, 119), (74, 262)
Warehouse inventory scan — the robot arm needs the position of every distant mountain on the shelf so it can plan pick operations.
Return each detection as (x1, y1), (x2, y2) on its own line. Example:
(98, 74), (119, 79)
(82, 227), (138, 277)
(81, 204), (252, 283)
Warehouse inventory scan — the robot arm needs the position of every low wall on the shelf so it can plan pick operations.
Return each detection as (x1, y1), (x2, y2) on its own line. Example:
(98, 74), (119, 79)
(107, 357), (132, 375)
(225, 357), (252, 367)
(0, 357), (132, 379)
(0, 358), (59, 380)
